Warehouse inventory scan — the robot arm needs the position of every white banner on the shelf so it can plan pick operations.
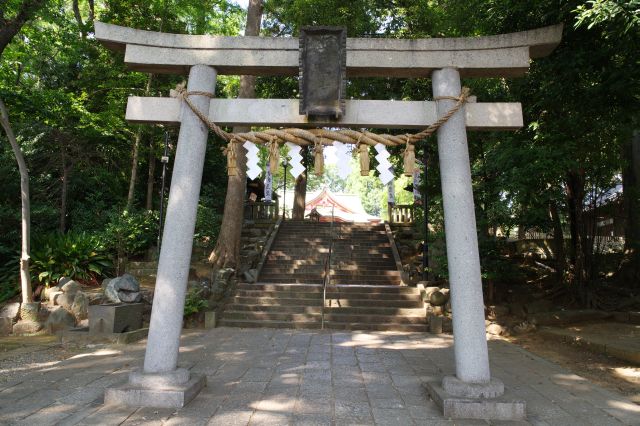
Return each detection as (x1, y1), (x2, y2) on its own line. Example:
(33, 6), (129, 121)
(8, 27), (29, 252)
(387, 180), (395, 205)
(243, 141), (261, 180)
(333, 141), (351, 179)
(374, 143), (393, 185)
(285, 142), (305, 179)
(413, 166), (421, 201)
(264, 167), (272, 202)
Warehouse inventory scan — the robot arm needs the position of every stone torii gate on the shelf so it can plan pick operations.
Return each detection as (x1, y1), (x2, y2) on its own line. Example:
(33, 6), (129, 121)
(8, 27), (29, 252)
(95, 22), (561, 419)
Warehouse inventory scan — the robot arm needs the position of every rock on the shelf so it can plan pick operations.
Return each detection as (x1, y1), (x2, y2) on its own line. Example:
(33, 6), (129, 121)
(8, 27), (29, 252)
(48, 291), (63, 306)
(512, 321), (536, 335)
(71, 292), (89, 321)
(424, 286), (440, 298)
(0, 317), (13, 336)
(57, 293), (75, 311)
(118, 291), (142, 303)
(104, 283), (121, 303)
(61, 280), (81, 296)
(112, 274), (140, 292)
(13, 320), (43, 335)
(486, 323), (505, 336)
(101, 278), (112, 291)
(42, 285), (61, 301)
(487, 305), (509, 320)
(44, 307), (76, 333)
(58, 277), (73, 287)
(430, 291), (448, 306)
(0, 302), (20, 321)
(243, 269), (258, 283)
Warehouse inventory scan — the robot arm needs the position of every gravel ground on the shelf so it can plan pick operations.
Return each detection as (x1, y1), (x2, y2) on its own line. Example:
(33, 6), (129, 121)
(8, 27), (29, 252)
(0, 344), (82, 386)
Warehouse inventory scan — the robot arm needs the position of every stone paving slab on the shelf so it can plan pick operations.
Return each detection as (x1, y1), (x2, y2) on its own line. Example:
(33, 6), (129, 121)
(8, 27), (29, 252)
(1, 327), (639, 425)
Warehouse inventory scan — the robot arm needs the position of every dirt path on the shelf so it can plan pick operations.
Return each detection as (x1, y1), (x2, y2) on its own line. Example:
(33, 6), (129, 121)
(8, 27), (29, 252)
(503, 331), (640, 404)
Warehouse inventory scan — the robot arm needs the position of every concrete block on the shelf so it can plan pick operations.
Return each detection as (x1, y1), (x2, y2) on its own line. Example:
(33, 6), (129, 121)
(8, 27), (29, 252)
(204, 311), (217, 329)
(104, 374), (206, 408)
(89, 303), (143, 333)
(429, 316), (443, 334)
(425, 381), (525, 421)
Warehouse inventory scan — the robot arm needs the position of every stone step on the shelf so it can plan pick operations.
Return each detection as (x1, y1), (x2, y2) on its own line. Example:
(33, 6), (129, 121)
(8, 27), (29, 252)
(235, 289), (416, 301)
(324, 298), (421, 308)
(235, 290), (323, 299)
(222, 310), (425, 324)
(324, 322), (428, 332)
(238, 283), (419, 294)
(218, 318), (427, 332)
(227, 303), (424, 316)
(225, 304), (323, 313)
(259, 277), (400, 285)
(260, 273), (400, 282)
(218, 319), (322, 329)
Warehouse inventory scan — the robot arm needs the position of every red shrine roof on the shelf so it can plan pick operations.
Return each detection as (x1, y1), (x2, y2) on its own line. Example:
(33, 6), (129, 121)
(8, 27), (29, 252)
(305, 188), (380, 223)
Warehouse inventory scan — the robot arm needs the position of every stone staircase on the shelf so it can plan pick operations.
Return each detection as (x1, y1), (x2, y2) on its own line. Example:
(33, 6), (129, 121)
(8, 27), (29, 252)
(260, 221), (402, 285)
(220, 221), (427, 331)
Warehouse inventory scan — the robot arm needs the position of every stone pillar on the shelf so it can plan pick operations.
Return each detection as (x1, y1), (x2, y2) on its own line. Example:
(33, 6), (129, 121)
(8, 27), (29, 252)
(431, 67), (496, 388)
(104, 64), (214, 408)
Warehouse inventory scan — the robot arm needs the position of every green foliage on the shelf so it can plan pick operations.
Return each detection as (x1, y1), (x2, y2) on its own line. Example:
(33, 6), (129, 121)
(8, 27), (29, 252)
(30, 231), (113, 286)
(0, 245), (20, 303)
(103, 210), (159, 259)
(183, 288), (208, 317)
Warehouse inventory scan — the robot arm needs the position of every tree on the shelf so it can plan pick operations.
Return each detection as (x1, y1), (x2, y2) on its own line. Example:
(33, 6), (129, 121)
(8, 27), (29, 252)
(0, 0), (47, 57)
(0, 99), (32, 303)
(209, 0), (264, 268)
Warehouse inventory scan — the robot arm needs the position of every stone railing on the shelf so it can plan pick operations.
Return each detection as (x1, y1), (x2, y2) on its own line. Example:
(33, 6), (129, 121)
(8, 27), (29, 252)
(244, 201), (279, 222)
(389, 204), (415, 224)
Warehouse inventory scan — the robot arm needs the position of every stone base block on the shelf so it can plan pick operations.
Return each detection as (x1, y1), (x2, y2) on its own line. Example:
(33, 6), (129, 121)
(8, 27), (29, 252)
(104, 374), (205, 408)
(62, 327), (148, 345)
(204, 311), (217, 329)
(12, 320), (44, 335)
(425, 381), (525, 421)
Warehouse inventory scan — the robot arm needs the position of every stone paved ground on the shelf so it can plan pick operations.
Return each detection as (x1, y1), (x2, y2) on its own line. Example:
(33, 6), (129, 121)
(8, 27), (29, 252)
(1, 327), (639, 425)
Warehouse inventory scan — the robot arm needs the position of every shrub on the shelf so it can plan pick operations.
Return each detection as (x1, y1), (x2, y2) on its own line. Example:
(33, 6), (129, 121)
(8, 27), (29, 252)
(184, 287), (208, 317)
(30, 231), (113, 286)
(0, 253), (19, 303)
(103, 210), (159, 259)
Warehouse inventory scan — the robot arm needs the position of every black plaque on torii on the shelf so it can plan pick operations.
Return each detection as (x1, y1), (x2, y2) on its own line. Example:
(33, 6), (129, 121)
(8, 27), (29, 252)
(299, 26), (347, 119)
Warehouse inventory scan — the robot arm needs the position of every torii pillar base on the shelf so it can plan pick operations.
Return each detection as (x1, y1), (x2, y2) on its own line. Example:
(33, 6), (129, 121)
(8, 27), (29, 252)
(105, 369), (206, 408)
(425, 378), (525, 421)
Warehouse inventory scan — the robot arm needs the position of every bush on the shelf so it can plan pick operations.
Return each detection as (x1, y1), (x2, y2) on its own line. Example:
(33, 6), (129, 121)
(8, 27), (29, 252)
(103, 210), (159, 259)
(184, 287), (208, 317)
(0, 248), (19, 303)
(30, 231), (113, 286)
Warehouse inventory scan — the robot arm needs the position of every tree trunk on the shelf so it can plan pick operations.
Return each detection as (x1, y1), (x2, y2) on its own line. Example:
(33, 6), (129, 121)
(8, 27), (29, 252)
(0, 0), (46, 58)
(209, 0), (263, 268)
(0, 99), (32, 303)
(72, 0), (86, 38)
(292, 147), (308, 220)
(126, 74), (153, 210)
(618, 130), (640, 285)
(59, 153), (72, 233)
(549, 200), (565, 279)
(146, 139), (156, 210)
(566, 170), (588, 303)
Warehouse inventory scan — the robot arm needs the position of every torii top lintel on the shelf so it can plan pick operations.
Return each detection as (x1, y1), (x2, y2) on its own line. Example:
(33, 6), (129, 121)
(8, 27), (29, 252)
(94, 22), (562, 78)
